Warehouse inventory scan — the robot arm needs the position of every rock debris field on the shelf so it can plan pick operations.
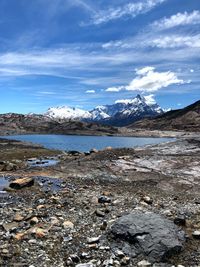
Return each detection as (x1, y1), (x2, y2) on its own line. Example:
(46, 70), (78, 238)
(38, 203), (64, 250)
(0, 136), (200, 267)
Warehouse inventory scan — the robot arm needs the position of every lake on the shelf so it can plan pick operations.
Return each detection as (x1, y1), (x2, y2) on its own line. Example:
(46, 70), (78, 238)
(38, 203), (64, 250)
(1, 134), (173, 152)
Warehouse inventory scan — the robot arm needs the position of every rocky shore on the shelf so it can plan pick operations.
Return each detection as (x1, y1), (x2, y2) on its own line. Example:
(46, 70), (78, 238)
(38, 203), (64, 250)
(0, 135), (200, 266)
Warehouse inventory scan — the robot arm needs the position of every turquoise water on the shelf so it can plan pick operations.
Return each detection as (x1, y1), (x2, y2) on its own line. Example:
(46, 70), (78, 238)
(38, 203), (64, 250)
(1, 134), (173, 152)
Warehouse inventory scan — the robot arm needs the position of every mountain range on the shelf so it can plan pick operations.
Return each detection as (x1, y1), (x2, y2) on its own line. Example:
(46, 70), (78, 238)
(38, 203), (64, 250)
(45, 94), (164, 127)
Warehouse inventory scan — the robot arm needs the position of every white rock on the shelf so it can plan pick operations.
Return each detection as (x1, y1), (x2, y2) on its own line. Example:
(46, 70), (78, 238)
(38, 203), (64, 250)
(137, 260), (152, 267)
(192, 230), (200, 239)
(87, 236), (100, 244)
(75, 263), (94, 267)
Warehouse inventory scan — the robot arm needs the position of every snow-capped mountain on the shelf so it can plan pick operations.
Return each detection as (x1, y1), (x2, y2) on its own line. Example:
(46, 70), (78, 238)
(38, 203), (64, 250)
(45, 95), (164, 126)
(45, 106), (91, 120)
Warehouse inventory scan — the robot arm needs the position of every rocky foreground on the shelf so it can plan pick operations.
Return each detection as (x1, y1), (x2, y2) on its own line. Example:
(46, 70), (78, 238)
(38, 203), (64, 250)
(1, 136), (200, 266)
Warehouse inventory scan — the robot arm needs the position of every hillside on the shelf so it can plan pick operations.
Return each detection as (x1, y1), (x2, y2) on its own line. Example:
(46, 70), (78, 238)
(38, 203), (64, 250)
(0, 113), (118, 136)
(129, 100), (200, 131)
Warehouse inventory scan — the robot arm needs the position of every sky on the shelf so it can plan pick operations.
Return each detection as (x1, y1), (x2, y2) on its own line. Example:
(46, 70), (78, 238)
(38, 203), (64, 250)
(0, 0), (199, 113)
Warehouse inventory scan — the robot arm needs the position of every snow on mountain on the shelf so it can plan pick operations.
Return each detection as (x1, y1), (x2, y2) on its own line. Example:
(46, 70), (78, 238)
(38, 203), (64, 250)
(45, 106), (91, 120)
(45, 94), (164, 126)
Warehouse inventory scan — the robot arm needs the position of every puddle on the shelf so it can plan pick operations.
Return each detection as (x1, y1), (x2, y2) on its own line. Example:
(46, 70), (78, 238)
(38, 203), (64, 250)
(27, 158), (59, 168)
(0, 176), (9, 193)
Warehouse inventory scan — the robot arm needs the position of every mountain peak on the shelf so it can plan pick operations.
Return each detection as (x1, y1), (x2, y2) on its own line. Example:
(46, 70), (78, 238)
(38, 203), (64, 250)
(45, 94), (164, 126)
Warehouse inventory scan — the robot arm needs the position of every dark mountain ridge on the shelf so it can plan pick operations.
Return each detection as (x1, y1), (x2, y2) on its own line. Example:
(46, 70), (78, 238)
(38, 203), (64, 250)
(0, 113), (118, 136)
(129, 100), (200, 131)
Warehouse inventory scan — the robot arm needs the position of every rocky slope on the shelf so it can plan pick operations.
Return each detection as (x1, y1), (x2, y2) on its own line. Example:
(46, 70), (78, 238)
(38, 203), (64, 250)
(129, 100), (200, 132)
(45, 95), (164, 127)
(0, 113), (118, 136)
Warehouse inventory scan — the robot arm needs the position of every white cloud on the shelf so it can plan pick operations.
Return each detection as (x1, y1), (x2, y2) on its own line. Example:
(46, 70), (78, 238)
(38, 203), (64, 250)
(135, 66), (155, 75)
(151, 34), (200, 48)
(102, 32), (200, 51)
(152, 10), (200, 30)
(85, 89), (95, 93)
(90, 0), (166, 25)
(106, 86), (124, 92)
(144, 94), (156, 105)
(106, 67), (186, 93)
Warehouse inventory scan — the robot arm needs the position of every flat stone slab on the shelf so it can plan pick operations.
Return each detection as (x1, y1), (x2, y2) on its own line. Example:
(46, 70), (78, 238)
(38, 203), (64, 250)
(9, 177), (34, 189)
(109, 211), (185, 263)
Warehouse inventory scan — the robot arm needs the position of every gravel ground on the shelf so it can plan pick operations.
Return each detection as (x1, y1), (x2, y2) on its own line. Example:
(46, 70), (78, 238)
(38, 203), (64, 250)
(0, 136), (200, 266)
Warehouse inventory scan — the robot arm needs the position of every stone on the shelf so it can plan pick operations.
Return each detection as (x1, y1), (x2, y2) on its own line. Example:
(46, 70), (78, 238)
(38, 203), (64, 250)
(14, 213), (24, 222)
(3, 222), (18, 232)
(70, 254), (80, 263)
(14, 232), (26, 241)
(142, 196), (153, 205)
(87, 236), (100, 244)
(90, 148), (98, 153)
(29, 227), (47, 238)
(50, 216), (60, 225)
(109, 211), (184, 263)
(192, 230), (200, 239)
(63, 221), (74, 230)
(75, 263), (94, 267)
(115, 249), (125, 258)
(120, 256), (130, 265)
(30, 217), (39, 225)
(137, 260), (152, 267)
(95, 209), (105, 217)
(4, 162), (18, 171)
(9, 177), (34, 189)
(100, 220), (107, 230)
(105, 146), (112, 151)
(98, 196), (111, 204)
(174, 216), (186, 226)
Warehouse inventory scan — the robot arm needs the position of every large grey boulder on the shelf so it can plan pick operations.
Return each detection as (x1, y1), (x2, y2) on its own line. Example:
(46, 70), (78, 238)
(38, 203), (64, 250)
(109, 211), (185, 263)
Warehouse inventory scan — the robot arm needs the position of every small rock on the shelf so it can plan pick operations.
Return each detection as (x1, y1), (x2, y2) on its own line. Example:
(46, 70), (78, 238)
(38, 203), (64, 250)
(3, 222), (18, 232)
(120, 256), (130, 265)
(2, 249), (9, 254)
(174, 216), (186, 226)
(75, 263), (94, 267)
(87, 236), (100, 244)
(29, 227), (47, 238)
(50, 216), (60, 225)
(100, 220), (107, 230)
(98, 196), (111, 204)
(103, 258), (113, 266)
(90, 148), (98, 153)
(14, 232), (26, 241)
(192, 230), (200, 239)
(88, 244), (98, 249)
(137, 260), (152, 267)
(142, 196), (153, 205)
(70, 254), (80, 263)
(30, 217), (39, 225)
(115, 249), (125, 258)
(14, 213), (24, 222)
(63, 221), (74, 230)
(95, 209), (105, 217)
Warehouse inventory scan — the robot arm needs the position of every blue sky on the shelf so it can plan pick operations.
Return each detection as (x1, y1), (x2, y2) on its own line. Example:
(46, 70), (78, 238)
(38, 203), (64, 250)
(0, 0), (199, 113)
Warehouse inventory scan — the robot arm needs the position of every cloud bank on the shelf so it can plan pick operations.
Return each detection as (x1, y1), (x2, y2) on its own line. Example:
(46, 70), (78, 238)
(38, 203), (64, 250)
(90, 0), (166, 25)
(106, 67), (186, 93)
(152, 10), (200, 30)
